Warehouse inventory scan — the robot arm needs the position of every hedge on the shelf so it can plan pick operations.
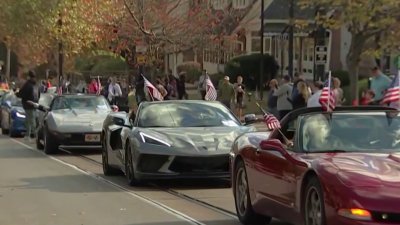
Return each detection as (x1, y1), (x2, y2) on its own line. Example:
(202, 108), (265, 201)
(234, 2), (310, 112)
(224, 53), (279, 90)
(177, 61), (202, 83)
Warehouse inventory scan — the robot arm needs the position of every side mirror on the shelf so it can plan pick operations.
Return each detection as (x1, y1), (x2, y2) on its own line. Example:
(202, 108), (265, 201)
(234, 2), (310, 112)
(113, 116), (132, 128)
(111, 105), (119, 112)
(259, 139), (286, 153)
(244, 114), (257, 125)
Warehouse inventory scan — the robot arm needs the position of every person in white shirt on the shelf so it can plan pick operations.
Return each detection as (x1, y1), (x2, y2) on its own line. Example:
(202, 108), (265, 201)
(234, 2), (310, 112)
(108, 77), (122, 104)
(307, 81), (324, 108)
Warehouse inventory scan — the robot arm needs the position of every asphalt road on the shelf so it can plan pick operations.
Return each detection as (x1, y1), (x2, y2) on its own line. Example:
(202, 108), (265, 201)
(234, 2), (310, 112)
(0, 134), (291, 225)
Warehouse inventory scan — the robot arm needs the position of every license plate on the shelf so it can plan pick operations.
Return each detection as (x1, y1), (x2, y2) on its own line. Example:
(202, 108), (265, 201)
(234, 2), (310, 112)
(85, 134), (100, 142)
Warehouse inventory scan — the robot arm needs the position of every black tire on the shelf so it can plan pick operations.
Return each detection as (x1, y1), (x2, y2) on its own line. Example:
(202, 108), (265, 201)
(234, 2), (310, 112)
(125, 144), (139, 186)
(43, 127), (59, 154)
(36, 128), (44, 150)
(303, 177), (326, 225)
(234, 159), (272, 225)
(102, 134), (120, 176)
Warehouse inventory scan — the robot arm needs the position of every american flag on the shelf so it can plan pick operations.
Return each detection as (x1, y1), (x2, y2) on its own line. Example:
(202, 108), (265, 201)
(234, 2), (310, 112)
(204, 78), (217, 101)
(381, 72), (400, 106)
(264, 114), (281, 130)
(142, 75), (163, 101)
(319, 72), (336, 111)
(57, 86), (62, 96)
(96, 76), (102, 95)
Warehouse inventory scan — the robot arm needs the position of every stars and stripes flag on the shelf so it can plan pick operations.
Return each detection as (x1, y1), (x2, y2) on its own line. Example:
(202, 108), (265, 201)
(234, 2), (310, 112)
(381, 71), (400, 108)
(96, 76), (102, 95)
(319, 71), (336, 111)
(142, 75), (163, 101)
(264, 113), (281, 130)
(204, 78), (217, 101)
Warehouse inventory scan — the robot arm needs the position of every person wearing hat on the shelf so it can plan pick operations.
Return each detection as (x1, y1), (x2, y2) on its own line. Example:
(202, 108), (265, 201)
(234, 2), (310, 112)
(218, 76), (235, 109)
(16, 70), (39, 141)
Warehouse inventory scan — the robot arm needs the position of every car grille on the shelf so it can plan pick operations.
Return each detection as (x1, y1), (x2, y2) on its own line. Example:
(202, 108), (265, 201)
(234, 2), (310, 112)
(137, 154), (169, 172)
(169, 155), (229, 173)
(372, 212), (400, 223)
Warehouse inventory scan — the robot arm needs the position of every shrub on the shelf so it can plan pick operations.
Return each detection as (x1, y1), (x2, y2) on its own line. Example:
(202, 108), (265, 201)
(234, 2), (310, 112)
(210, 73), (225, 89)
(224, 53), (279, 90)
(177, 61), (202, 83)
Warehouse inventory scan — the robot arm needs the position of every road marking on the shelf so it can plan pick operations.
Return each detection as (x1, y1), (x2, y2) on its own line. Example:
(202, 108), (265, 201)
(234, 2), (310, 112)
(10, 138), (206, 225)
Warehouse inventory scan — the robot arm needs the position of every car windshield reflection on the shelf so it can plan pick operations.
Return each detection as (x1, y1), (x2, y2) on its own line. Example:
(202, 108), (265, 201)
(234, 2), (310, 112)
(300, 111), (400, 153)
(138, 102), (240, 128)
(52, 96), (110, 110)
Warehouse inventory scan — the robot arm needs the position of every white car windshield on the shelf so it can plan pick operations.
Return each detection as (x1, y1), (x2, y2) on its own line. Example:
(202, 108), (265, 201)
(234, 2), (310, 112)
(300, 111), (400, 152)
(52, 96), (110, 110)
(138, 102), (240, 128)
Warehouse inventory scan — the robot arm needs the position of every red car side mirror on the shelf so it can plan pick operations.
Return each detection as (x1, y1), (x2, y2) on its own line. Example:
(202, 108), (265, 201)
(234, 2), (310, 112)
(259, 139), (286, 154)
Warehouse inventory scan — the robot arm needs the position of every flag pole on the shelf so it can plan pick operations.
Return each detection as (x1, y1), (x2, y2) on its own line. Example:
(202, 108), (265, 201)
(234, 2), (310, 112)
(327, 71), (332, 111)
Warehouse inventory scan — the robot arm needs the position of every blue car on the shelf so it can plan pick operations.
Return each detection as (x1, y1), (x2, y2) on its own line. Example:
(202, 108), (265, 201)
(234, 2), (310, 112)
(0, 92), (26, 137)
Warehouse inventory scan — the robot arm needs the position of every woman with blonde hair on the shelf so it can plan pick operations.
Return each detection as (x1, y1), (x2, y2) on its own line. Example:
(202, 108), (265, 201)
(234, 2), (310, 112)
(292, 81), (310, 109)
(333, 77), (344, 105)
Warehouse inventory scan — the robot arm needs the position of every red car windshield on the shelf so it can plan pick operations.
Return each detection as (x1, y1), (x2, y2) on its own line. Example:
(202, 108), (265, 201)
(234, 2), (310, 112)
(299, 111), (400, 152)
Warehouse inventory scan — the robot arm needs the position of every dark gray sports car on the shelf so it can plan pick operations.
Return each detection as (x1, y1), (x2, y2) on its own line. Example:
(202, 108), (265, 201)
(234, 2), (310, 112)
(101, 100), (256, 185)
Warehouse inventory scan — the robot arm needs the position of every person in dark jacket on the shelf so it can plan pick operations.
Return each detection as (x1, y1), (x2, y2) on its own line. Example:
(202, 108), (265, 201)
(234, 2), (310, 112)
(17, 71), (39, 140)
(135, 73), (146, 104)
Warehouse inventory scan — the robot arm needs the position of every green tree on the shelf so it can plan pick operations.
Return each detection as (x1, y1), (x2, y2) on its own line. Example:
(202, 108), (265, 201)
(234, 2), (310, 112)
(299, 0), (400, 100)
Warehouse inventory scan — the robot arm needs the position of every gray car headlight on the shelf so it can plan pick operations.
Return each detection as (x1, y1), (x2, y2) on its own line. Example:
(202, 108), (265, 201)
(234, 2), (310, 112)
(16, 112), (26, 118)
(139, 132), (171, 147)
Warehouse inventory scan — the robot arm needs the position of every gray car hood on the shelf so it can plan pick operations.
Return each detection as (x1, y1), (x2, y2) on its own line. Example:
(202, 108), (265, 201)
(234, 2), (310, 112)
(138, 126), (251, 154)
(49, 108), (111, 132)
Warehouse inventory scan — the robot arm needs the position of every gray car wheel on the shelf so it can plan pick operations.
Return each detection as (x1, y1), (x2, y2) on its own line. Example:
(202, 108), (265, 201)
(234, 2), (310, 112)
(234, 159), (271, 225)
(125, 144), (139, 186)
(43, 127), (59, 154)
(102, 135), (120, 176)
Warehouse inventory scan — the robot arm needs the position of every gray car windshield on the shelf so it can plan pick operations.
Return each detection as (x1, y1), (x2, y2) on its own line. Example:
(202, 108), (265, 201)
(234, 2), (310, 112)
(300, 112), (400, 152)
(52, 96), (110, 110)
(138, 102), (240, 127)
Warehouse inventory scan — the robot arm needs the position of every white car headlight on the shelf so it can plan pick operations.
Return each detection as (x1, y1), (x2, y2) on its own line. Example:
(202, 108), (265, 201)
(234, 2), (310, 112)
(16, 112), (26, 118)
(139, 132), (171, 147)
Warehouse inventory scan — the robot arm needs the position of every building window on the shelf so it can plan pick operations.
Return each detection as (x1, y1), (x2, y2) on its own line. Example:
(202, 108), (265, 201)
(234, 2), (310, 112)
(213, 0), (228, 10)
(233, 0), (248, 9)
(252, 37), (272, 54)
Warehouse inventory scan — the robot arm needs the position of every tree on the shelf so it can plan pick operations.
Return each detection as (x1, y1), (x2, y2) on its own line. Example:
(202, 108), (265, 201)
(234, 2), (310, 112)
(299, 0), (400, 100)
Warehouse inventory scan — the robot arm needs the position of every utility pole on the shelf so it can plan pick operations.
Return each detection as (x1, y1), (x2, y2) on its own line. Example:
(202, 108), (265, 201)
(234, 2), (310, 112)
(4, 36), (11, 81)
(58, 12), (64, 88)
(259, 0), (265, 100)
(288, 0), (294, 78)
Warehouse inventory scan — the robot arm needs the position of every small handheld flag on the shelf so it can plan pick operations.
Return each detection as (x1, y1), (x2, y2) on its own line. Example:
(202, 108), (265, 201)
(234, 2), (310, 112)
(205, 78), (217, 101)
(319, 71), (336, 111)
(264, 114), (281, 130)
(142, 75), (163, 101)
(381, 72), (400, 108)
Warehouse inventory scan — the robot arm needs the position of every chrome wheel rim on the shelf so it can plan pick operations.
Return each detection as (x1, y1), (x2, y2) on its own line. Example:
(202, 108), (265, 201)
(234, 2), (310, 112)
(305, 187), (322, 225)
(235, 166), (248, 216)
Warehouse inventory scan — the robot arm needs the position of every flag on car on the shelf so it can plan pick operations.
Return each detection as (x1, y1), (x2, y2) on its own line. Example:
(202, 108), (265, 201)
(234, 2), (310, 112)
(204, 78), (217, 101)
(142, 75), (163, 101)
(57, 86), (62, 96)
(96, 76), (102, 95)
(319, 71), (336, 111)
(264, 114), (281, 130)
(381, 72), (400, 108)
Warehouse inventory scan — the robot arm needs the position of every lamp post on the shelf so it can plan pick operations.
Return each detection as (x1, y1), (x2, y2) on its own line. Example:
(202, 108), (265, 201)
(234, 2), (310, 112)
(3, 36), (11, 81)
(288, 0), (294, 78)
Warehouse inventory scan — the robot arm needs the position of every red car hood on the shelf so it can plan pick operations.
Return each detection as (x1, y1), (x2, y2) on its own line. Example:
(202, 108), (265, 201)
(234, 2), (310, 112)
(302, 152), (400, 212)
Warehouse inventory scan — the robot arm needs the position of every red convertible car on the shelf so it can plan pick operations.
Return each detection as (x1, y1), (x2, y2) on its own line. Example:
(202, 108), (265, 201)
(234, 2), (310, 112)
(230, 106), (400, 225)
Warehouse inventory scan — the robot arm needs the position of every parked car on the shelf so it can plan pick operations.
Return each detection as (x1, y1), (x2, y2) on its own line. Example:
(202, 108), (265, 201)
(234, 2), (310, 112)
(101, 100), (255, 185)
(230, 106), (400, 225)
(0, 92), (26, 137)
(35, 94), (113, 154)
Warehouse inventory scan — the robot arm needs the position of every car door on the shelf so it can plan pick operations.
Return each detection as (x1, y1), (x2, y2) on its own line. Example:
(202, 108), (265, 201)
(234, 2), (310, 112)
(252, 117), (299, 219)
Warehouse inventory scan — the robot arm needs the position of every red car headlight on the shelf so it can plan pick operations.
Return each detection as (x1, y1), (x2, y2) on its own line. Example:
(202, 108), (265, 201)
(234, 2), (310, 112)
(338, 208), (372, 221)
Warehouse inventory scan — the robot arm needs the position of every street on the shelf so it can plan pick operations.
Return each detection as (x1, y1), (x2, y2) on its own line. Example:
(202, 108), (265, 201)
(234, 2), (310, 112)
(0, 135), (290, 225)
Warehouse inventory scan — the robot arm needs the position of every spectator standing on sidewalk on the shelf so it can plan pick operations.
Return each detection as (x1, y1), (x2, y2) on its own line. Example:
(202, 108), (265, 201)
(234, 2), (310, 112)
(307, 81), (323, 107)
(233, 76), (246, 119)
(274, 75), (293, 119)
(267, 79), (279, 118)
(370, 67), (391, 102)
(218, 76), (235, 109)
(198, 70), (210, 100)
(17, 71), (39, 141)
